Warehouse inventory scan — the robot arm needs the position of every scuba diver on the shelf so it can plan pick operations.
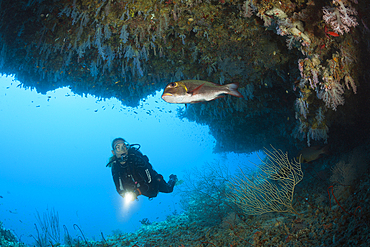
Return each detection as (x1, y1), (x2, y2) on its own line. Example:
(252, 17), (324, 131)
(106, 138), (178, 201)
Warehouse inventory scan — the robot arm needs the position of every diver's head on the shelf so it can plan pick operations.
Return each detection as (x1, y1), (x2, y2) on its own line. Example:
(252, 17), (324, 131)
(111, 138), (129, 158)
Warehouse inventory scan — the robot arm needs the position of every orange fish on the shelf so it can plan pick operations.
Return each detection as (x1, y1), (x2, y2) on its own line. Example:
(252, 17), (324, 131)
(325, 26), (340, 37)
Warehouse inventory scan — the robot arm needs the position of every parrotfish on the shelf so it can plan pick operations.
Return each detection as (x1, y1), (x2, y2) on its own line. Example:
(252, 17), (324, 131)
(161, 80), (244, 104)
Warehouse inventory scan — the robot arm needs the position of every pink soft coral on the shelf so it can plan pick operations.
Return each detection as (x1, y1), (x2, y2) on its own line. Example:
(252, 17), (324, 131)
(317, 78), (345, 111)
(323, 0), (358, 35)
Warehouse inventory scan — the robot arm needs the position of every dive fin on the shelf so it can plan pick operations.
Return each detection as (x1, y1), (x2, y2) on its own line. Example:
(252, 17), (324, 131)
(175, 179), (184, 186)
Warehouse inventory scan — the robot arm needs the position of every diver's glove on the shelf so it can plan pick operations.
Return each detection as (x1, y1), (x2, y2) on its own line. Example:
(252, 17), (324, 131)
(168, 174), (178, 188)
(169, 174), (178, 182)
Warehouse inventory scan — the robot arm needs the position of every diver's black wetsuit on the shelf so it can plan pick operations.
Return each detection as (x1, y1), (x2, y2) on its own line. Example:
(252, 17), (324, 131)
(108, 146), (175, 198)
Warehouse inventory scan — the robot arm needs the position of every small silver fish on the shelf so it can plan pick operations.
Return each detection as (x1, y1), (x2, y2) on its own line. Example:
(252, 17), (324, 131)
(161, 80), (243, 104)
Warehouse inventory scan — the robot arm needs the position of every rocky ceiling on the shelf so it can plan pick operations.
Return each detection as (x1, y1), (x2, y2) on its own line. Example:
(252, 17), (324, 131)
(0, 0), (369, 154)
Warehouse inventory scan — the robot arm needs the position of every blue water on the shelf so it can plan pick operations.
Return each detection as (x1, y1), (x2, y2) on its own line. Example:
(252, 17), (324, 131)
(0, 74), (262, 245)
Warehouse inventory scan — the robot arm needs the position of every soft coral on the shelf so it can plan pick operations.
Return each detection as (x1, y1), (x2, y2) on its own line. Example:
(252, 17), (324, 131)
(323, 0), (359, 35)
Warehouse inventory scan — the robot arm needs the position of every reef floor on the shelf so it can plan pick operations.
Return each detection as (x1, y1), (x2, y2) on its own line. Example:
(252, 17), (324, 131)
(103, 173), (370, 246)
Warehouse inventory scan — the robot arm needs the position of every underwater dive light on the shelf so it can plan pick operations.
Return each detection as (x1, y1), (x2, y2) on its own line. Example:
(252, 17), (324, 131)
(124, 190), (139, 205)
(124, 192), (135, 203)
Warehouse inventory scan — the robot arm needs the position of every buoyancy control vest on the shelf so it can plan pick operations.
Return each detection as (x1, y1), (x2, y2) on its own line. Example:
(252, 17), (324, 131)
(110, 144), (158, 195)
